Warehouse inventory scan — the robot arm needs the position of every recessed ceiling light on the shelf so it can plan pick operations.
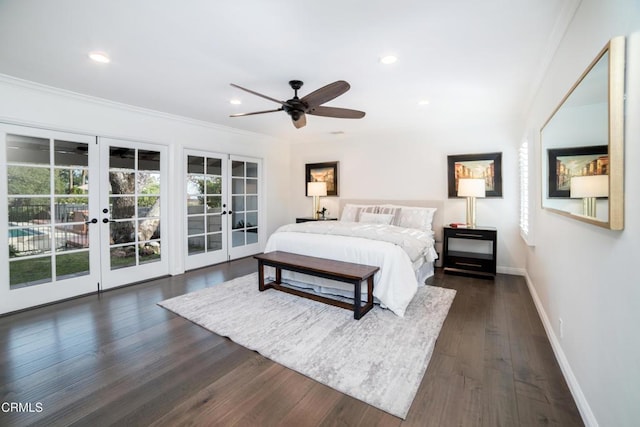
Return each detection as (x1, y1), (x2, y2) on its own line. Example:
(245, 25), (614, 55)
(418, 100), (430, 105)
(230, 99), (242, 105)
(89, 51), (110, 63)
(380, 55), (397, 65)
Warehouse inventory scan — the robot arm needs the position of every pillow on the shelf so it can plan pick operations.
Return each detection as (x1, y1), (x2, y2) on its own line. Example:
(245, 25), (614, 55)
(397, 207), (437, 230)
(376, 205), (403, 226)
(340, 204), (377, 222)
(359, 212), (394, 225)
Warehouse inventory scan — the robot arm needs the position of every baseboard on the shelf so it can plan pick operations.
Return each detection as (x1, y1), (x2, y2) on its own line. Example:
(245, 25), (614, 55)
(496, 266), (526, 276)
(522, 271), (598, 427)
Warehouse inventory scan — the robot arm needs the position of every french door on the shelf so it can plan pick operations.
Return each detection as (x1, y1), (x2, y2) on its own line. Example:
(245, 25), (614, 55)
(99, 138), (168, 289)
(185, 151), (261, 270)
(0, 124), (168, 313)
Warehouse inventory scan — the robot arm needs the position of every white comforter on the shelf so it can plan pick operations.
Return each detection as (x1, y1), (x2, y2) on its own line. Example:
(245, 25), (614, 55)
(264, 221), (437, 317)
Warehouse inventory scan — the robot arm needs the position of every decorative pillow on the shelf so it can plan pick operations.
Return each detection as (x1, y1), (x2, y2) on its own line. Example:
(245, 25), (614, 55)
(359, 212), (394, 225)
(397, 207), (437, 230)
(376, 205), (403, 226)
(340, 204), (377, 222)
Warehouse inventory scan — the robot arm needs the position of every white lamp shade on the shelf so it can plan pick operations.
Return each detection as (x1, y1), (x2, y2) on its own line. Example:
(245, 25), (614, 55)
(307, 181), (327, 197)
(457, 178), (486, 198)
(570, 175), (608, 198)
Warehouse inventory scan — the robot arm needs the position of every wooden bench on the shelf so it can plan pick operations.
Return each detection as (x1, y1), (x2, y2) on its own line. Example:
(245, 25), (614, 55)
(254, 251), (379, 320)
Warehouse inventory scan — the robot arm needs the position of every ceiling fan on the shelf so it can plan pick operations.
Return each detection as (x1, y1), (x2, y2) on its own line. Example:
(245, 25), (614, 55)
(229, 80), (365, 129)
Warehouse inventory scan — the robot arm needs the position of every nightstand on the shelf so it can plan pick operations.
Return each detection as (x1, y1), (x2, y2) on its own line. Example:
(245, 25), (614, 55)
(295, 217), (338, 223)
(443, 226), (497, 278)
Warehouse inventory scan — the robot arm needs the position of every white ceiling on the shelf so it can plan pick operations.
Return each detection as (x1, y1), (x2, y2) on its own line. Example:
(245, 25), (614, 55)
(0, 0), (574, 142)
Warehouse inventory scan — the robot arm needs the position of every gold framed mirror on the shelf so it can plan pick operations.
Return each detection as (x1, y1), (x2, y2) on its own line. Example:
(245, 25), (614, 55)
(541, 36), (625, 230)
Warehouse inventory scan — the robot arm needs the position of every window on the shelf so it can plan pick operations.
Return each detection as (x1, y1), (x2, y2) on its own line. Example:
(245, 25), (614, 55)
(519, 137), (534, 246)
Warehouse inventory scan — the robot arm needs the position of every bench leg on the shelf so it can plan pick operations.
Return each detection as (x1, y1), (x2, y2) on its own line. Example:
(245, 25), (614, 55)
(258, 260), (266, 291)
(353, 279), (362, 319)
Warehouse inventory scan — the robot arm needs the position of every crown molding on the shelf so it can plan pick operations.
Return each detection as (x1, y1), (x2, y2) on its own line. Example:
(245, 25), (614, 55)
(0, 73), (282, 142)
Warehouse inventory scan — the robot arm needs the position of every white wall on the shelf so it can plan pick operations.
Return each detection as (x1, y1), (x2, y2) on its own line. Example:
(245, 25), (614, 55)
(289, 124), (527, 273)
(522, 0), (640, 425)
(0, 76), (291, 275)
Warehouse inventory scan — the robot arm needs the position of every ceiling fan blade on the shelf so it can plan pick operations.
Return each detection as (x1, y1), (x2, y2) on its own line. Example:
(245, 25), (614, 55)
(307, 106), (365, 119)
(230, 83), (290, 107)
(292, 113), (307, 129)
(301, 80), (350, 109)
(230, 108), (283, 117)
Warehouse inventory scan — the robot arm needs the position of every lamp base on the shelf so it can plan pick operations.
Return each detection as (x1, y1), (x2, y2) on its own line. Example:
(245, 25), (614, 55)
(466, 196), (477, 228)
(313, 196), (320, 220)
(583, 197), (597, 218)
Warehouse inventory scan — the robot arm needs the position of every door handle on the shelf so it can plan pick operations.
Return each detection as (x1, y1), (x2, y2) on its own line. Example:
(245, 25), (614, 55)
(221, 211), (227, 215)
(102, 218), (110, 223)
(85, 218), (98, 224)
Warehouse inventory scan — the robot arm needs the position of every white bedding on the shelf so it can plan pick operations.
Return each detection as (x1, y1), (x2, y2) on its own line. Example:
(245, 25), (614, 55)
(263, 221), (438, 317)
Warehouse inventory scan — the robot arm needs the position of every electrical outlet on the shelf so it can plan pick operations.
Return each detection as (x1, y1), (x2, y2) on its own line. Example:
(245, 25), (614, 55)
(559, 317), (564, 339)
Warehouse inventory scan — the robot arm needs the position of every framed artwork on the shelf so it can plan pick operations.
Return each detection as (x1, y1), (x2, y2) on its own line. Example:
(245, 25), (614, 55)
(447, 152), (502, 198)
(547, 145), (608, 198)
(305, 161), (339, 196)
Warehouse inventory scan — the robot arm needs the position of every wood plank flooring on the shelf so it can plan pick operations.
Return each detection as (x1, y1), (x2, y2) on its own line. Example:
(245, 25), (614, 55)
(0, 258), (583, 426)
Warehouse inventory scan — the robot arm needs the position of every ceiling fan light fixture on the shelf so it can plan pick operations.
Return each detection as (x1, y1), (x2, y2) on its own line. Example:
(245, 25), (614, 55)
(88, 51), (110, 63)
(380, 55), (397, 65)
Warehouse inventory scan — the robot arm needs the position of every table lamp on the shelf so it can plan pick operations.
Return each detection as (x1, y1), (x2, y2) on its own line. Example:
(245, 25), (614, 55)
(570, 175), (608, 217)
(307, 181), (327, 219)
(457, 178), (486, 228)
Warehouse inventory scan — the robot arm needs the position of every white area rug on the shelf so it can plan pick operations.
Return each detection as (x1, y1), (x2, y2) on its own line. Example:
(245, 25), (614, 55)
(158, 272), (456, 419)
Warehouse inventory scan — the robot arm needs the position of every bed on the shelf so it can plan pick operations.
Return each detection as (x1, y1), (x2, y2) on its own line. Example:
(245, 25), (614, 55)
(263, 199), (443, 317)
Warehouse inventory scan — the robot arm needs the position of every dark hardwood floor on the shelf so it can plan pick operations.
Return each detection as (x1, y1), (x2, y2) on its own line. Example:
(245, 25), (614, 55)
(0, 258), (583, 426)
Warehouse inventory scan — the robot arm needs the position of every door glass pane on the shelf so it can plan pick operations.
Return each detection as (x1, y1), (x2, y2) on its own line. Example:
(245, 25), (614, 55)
(110, 221), (136, 244)
(110, 196), (135, 219)
(206, 196), (221, 213)
(188, 236), (205, 255)
(232, 195), (244, 212)
(246, 195), (258, 211)
(231, 161), (244, 177)
(54, 140), (88, 167)
(232, 178), (244, 194)
(246, 212), (258, 228)
(139, 150), (160, 171)
(56, 224), (89, 251)
(110, 245), (137, 269)
(207, 214), (221, 232)
(7, 135), (49, 164)
(246, 178), (258, 194)
(247, 229), (258, 244)
(206, 176), (221, 194)
(187, 156), (204, 174)
(109, 147), (135, 169)
(246, 162), (258, 178)
(54, 169), (89, 195)
(140, 241), (161, 264)
(188, 216), (204, 235)
(207, 158), (222, 175)
(56, 252), (90, 280)
(232, 212), (245, 230)
(232, 230), (245, 247)
(10, 257), (51, 289)
(7, 166), (50, 195)
(207, 233), (222, 251)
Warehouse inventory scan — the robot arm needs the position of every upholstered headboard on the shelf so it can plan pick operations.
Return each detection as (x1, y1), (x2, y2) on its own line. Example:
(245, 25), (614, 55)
(338, 199), (444, 266)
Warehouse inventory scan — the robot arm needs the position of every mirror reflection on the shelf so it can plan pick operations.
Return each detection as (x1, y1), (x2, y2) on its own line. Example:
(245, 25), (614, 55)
(540, 37), (625, 229)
